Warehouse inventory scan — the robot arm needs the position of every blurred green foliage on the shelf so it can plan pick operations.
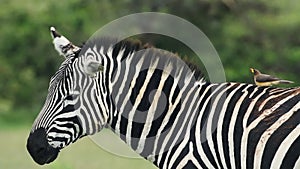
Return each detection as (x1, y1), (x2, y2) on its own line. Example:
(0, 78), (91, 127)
(0, 0), (299, 124)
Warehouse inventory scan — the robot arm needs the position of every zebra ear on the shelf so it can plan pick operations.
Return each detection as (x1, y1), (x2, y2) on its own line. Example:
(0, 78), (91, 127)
(84, 59), (104, 77)
(50, 26), (80, 58)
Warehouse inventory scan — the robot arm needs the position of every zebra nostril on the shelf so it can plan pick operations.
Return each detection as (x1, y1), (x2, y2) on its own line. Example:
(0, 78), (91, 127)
(27, 128), (60, 165)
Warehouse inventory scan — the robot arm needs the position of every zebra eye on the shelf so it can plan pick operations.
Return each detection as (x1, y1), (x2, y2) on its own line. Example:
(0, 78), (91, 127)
(60, 143), (63, 148)
(65, 95), (75, 100)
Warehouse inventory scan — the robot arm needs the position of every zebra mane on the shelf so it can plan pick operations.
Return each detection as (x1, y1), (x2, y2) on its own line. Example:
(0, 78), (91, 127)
(81, 37), (205, 80)
(48, 57), (75, 93)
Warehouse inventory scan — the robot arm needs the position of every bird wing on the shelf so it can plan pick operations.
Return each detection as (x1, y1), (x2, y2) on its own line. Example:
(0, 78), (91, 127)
(255, 74), (280, 82)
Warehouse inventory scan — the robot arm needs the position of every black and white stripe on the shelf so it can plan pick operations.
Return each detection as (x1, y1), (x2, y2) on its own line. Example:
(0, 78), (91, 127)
(30, 37), (300, 169)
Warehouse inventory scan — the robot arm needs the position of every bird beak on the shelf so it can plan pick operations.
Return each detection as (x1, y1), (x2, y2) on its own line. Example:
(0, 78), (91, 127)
(250, 68), (254, 73)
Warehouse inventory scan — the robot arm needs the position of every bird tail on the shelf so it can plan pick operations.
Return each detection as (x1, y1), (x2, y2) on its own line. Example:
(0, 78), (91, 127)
(279, 80), (294, 84)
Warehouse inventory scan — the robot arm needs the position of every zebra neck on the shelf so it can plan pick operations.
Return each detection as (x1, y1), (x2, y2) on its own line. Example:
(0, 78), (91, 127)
(99, 42), (209, 162)
(107, 80), (213, 163)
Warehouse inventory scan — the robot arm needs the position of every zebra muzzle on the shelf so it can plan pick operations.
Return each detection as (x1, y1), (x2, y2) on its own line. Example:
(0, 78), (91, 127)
(26, 128), (60, 165)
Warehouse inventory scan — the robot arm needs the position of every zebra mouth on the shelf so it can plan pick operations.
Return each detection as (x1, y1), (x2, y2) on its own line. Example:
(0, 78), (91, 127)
(26, 128), (60, 165)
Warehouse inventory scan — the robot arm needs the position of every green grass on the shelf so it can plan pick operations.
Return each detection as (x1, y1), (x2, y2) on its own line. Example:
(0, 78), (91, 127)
(0, 126), (157, 169)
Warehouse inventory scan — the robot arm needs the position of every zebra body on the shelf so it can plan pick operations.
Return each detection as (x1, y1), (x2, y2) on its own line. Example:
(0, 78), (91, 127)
(27, 31), (300, 168)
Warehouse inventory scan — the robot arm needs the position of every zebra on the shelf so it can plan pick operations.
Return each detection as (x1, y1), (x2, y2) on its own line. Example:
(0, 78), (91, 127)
(26, 27), (300, 169)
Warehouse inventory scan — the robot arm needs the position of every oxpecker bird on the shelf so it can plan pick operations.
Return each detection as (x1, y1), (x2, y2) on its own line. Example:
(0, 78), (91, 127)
(250, 68), (294, 86)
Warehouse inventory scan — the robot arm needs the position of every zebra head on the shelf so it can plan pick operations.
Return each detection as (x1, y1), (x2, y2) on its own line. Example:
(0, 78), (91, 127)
(27, 27), (106, 165)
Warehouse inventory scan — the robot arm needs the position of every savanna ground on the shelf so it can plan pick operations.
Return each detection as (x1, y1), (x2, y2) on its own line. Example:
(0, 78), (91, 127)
(0, 125), (156, 169)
